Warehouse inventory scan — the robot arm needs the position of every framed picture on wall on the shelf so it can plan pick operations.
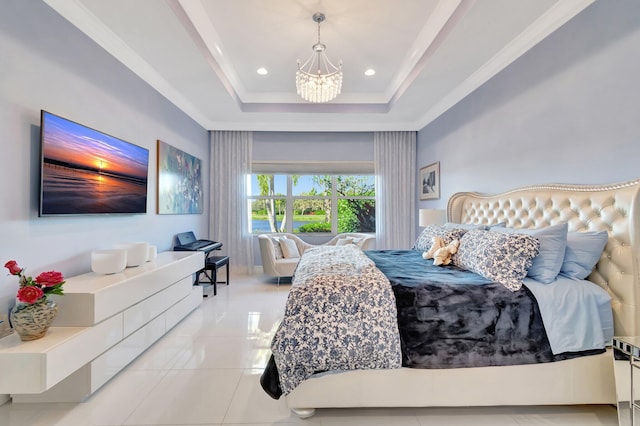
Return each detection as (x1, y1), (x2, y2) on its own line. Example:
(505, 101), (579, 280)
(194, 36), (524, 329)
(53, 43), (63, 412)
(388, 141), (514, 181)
(419, 161), (440, 200)
(157, 140), (203, 214)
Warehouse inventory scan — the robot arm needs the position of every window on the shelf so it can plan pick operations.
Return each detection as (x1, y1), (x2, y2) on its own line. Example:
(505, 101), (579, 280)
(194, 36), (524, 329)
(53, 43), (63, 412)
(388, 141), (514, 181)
(248, 174), (375, 234)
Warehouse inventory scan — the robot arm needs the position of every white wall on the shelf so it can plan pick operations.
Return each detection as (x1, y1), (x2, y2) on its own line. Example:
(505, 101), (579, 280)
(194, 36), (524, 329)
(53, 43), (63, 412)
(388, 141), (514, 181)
(0, 2), (209, 312)
(416, 0), (640, 212)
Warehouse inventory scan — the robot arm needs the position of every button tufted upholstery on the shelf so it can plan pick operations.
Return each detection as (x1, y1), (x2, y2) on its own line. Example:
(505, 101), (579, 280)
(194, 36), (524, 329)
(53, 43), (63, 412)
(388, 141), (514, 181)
(447, 179), (640, 336)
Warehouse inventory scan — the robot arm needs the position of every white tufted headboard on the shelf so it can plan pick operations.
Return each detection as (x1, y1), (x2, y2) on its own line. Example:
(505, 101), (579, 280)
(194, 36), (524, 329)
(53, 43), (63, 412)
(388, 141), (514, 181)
(447, 179), (640, 337)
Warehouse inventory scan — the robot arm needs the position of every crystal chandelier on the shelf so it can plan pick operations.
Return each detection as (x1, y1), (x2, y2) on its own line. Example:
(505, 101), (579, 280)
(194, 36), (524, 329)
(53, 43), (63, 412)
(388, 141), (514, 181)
(296, 12), (343, 103)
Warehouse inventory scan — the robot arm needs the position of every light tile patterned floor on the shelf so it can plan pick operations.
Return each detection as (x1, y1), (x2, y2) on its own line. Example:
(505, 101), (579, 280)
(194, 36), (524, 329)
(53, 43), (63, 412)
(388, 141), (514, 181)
(0, 275), (619, 425)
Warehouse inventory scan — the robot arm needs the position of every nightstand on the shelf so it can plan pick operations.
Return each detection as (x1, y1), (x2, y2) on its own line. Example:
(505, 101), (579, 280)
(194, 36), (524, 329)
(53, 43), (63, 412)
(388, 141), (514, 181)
(613, 336), (640, 426)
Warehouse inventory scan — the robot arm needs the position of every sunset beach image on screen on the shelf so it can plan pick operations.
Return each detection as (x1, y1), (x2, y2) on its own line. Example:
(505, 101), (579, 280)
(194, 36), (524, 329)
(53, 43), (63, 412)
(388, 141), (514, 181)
(39, 111), (149, 216)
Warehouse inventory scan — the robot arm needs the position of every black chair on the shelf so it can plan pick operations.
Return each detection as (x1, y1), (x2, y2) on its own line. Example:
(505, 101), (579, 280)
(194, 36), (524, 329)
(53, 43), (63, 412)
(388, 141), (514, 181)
(195, 255), (229, 296)
(173, 232), (227, 297)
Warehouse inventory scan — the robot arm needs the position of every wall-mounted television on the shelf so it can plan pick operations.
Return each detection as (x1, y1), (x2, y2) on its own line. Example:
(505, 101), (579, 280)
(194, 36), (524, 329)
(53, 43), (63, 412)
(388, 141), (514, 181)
(39, 110), (149, 216)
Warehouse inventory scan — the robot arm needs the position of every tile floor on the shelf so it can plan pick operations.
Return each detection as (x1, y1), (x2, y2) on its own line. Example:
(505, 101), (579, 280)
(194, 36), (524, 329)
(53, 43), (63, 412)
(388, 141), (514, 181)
(0, 275), (619, 425)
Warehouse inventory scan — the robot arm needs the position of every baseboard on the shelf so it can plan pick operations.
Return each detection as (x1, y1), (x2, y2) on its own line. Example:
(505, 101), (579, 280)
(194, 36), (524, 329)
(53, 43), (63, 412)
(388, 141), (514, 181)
(0, 394), (10, 406)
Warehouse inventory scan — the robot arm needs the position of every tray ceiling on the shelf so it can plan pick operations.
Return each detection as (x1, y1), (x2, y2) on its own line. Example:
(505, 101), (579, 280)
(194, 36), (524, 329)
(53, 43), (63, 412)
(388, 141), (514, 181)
(43, 0), (594, 131)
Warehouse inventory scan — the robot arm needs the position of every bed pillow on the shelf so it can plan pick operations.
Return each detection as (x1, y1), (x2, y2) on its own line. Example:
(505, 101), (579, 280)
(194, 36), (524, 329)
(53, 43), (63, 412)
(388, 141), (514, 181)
(560, 231), (608, 279)
(454, 230), (541, 291)
(280, 238), (300, 259)
(443, 222), (488, 230)
(412, 225), (467, 251)
(492, 223), (568, 284)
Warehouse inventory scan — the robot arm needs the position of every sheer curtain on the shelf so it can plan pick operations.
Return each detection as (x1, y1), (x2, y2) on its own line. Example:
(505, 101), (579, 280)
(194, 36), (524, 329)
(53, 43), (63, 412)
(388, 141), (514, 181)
(210, 131), (253, 274)
(374, 131), (417, 249)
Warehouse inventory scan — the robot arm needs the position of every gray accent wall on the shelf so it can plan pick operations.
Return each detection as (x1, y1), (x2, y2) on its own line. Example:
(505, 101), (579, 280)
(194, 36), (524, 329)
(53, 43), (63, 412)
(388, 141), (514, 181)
(416, 0), (640, 211)
(0, 0), (209, 312)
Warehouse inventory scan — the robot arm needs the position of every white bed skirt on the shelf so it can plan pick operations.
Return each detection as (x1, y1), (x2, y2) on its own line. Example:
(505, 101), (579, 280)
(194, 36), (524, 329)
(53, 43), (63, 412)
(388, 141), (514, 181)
(286, 349), (615, 417)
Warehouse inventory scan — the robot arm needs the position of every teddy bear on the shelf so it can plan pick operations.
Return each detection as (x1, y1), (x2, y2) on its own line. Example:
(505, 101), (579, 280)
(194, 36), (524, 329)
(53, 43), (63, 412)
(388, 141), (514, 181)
(422, 236), (460, 266)
(433, 239), (459, 266)
(422, 236), (445, 260)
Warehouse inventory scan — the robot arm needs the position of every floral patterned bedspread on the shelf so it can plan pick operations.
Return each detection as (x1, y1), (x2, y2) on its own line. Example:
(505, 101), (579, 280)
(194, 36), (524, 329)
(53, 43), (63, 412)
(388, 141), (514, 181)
(269, 245), (402, 396)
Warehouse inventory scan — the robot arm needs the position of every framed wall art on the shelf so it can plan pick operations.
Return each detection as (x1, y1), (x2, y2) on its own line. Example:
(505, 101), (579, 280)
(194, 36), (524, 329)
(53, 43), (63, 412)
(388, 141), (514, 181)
(157, 140), (203, 214)
(419, 161), (440, 200)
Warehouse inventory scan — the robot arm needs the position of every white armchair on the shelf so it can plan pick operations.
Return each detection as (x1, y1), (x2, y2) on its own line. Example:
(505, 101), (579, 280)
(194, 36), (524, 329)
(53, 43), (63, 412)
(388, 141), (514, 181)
(258, 234), (310, 282)
(258, 233), (375, 283)
(324, 233), (376, 250)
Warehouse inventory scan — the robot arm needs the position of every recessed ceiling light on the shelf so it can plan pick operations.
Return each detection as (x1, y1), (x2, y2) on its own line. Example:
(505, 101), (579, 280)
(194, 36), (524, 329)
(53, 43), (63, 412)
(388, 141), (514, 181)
(364, 69), (376, 76)
(257, 67), (268, 75)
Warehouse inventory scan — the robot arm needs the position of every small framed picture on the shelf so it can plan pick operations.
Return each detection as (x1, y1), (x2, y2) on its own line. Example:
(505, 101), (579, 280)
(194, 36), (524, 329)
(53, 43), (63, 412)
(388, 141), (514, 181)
(419, 162), (440, 200)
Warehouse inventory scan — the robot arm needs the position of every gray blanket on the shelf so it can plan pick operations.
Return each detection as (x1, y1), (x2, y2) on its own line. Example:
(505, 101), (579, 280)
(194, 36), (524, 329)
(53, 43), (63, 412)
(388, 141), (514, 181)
(366, 250), (554, 368)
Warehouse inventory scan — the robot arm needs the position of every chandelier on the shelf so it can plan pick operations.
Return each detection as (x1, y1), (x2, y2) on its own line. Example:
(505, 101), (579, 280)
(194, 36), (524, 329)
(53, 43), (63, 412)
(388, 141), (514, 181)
(296, 12), (343, 103)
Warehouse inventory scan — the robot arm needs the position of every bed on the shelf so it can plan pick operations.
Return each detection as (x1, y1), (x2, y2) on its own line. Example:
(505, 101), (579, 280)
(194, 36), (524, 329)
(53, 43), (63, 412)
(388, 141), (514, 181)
(262, 180), (640, 418)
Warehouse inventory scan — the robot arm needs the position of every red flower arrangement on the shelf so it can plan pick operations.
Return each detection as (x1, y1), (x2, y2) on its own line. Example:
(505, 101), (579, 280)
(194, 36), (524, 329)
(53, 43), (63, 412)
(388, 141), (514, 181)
(4, 260), (65, 304)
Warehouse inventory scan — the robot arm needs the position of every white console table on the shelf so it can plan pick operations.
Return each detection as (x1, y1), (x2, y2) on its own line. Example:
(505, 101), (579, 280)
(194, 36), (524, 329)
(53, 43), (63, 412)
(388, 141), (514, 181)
(0, 251), (203, 403)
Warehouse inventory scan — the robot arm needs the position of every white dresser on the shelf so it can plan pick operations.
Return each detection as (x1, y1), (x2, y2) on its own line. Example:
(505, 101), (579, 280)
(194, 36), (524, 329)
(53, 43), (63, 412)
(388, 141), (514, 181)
(0, 251), (203, 403)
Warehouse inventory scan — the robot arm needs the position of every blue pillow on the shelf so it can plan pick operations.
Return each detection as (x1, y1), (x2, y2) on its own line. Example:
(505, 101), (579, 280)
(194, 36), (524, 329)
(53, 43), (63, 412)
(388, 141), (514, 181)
(443, 222), (488, 230)
(560, 231), (608, 280)
(493, 223), (568, 284)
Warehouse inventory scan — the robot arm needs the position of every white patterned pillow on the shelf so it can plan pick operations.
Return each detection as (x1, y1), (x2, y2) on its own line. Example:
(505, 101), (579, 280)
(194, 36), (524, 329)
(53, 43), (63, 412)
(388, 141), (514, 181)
(270, 236), (285, 259)
(492, 223), (568, 283)
(454, 230), (540, 291)
(412, 225), (468, 251)
(280, 238), (301, 259)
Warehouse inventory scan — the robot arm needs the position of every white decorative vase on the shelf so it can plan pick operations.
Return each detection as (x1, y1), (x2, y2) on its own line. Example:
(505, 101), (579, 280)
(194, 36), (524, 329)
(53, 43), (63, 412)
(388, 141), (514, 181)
(146, 245), (157, 262)
(114, 242), (149, 267)
(91, 249), (127, 274)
